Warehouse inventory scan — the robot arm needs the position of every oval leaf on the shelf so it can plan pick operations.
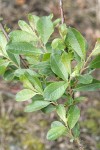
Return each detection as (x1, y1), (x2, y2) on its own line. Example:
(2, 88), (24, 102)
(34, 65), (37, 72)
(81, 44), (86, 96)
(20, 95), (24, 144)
(25, 100), (50, 112)
(47, 125), (67, 140)
(90, 55), (100, 69)
(67, 105), (80, 129)
(50, 54), (68, 81)
(36, 16), (54, 44)
(16, 89), (37, 101)
(44, 81), (68, 101)
(78, 74), (93, 84)
(56, 104), (67, 123)
(6, 42), (43, 55)
(66, 27), (86, 59)
(74, 79), (100, 91)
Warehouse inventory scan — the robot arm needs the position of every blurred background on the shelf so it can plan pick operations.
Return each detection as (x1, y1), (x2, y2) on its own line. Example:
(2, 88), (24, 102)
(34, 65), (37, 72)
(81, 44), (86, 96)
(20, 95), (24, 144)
(0, 0), (100, 150)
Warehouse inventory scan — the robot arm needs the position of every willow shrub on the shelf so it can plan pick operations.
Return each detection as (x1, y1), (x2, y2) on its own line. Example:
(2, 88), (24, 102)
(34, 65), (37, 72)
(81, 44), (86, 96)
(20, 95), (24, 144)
(0, 14), (100, 142)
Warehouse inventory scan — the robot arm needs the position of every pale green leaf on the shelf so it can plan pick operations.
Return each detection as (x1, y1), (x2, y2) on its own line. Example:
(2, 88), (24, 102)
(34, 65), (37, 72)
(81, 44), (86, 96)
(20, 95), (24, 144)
(36, 16), (54, 44)
(56, 104), (67, 123)
(6, 42), (43, 55)
(44, 81), (68, 101)
(9, 30), (37, 42)
(52, 38), (65, 50)
(16, 89), (37, 101)
(20, 75), (34, 90)
(18, 20), (35, 36)
(28, 14), (39, 30)
(51, 121), (64, 128)
(92, 39), (100, 56)
(0, 31), (7, 56)
(67, 105), (80, 129)
(61, 52), (72, 74)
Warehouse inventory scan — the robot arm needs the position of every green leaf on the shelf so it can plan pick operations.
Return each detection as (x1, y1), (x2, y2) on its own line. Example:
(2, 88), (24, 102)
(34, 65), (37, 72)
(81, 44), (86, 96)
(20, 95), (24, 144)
(73, 97), (86, 104)
(6, 42), (43, 55)
(56, 104), (67, 123)
(24, 100), (50, 112)
(90, 55), (100, 68)
(47, 124), (67, 140)
(59, 24), (68, 39)
(16, 89), (37, 102)
(32, 94), (44, 101)
(7, 51), (20, 67)
(28, 14), (39, 30)
(34, 61), (53, 76)
(15, 68), (39, 77)
(0, 31), (7, 56)
(20, 75), (34, 90)
(53, 18), (61, 27)
(50, 54), (68, 81)
(36, 16), (54, 44)
(44, 81), (68, 101)
(66, 27), (86, 59)
(74, 79), (100, 91)
(18, 20), (35, 35)
(51, 121), (64, 128)
(3, 69), (14, 81)
(0, 59), (9, 75)
(9, 30), (37, 43)
(78, 74), (93, 84)
(52, 38), (65, 50)
(25, 73), (43, 94)
(61, 52), (73, 74)
(92, 38), (100, 56)
(72, 123), (80, 138)
(67, 105), (80, 129)
(42, 104), (56, 114)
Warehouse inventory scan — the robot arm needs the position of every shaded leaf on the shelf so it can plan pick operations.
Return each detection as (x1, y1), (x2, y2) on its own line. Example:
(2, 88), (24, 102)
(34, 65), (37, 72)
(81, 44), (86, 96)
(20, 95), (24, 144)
(78, 74), (93, 84)
(25, 100), (50, 112)
(90, 55), (100, 68)
(66, 27), (86, 59)
(50, 54), (68, 81)
(74, 79), (100, 91)
(67, 105), (80, 129)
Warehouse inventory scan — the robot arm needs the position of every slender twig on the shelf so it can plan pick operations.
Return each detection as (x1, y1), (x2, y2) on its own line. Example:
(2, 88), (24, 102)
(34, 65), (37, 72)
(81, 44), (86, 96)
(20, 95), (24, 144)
(19, 55), (28, 69)
(76, 138), (85, 150)
(0, 23), (9, 40)
(59, 0), (65, 24)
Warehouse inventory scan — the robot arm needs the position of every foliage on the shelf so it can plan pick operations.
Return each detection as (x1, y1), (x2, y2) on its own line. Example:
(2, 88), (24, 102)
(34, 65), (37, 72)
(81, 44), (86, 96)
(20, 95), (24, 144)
(0, 13), (100, 144)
